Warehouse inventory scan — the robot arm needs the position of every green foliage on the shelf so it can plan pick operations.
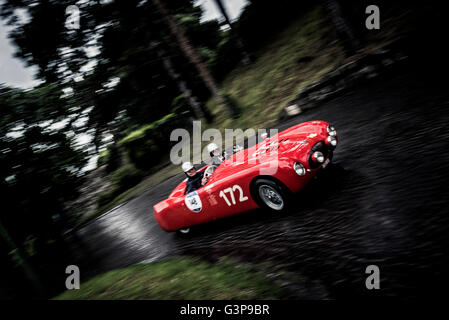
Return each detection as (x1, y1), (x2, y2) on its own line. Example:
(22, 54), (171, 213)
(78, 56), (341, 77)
(221, 92), (242, 119)
(119, 113), (185, 170)
(97, 186), (120, 209)
(96, 150), (110, 167)
(119, 113), (177, 146)
(0, 0), (222, 149)
(106, 144), (122, 173)
(171, 94), (189, 114)
(97, 143), (122, 173)
(0, 84), (88, 298)
(111, 165), (144, 191)
(209, 35), (242, 81)
(0, 85), (88, 241)
(97, 164), (144, 208)
(54, 256), (286, 300)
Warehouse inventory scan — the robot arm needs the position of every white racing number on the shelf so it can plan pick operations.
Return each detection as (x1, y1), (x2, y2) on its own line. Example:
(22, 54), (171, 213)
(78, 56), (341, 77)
(219, 185), (248, 206)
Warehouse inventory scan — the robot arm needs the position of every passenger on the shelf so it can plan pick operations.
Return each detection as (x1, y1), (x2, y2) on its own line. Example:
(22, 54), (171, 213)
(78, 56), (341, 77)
(207, 143), (224, 165)
(182, 162), (209, 194)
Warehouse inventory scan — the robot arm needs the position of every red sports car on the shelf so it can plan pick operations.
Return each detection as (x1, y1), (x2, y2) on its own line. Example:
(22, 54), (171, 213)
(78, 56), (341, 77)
(153, 120), (338, 233)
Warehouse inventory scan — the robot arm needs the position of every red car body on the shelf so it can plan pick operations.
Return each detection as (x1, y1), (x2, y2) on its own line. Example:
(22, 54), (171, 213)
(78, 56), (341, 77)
(153, 120), (337, 232)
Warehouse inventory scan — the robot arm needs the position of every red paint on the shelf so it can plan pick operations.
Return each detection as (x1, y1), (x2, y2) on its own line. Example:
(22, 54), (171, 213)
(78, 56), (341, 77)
(153, 120), (337, 232)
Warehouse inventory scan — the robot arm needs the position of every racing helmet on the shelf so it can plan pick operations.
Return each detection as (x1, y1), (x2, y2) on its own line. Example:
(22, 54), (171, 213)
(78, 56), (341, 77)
(207, 143), (219, 153)
(182, 162), (194, 172)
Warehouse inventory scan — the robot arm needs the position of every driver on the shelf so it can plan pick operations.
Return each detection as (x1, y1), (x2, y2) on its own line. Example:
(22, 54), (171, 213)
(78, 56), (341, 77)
(182, 162), (209, 194)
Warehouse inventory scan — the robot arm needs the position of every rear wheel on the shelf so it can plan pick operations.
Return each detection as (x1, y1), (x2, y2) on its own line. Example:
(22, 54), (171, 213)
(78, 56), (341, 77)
(252, 179), (290, 212)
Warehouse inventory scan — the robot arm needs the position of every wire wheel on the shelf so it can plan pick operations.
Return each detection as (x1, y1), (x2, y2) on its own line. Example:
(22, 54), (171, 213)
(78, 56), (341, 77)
(258, 185), (285, 211)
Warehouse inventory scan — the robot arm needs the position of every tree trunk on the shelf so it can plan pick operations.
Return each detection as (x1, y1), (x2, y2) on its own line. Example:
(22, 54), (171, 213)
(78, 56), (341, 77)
(0, 220), (46, 297)
(213, 0), (233, 28)
(212, 0), (252, 65)
(152, 0), (238, 118)
(155, 46), (205, 120)
(324, 0), (361, 56)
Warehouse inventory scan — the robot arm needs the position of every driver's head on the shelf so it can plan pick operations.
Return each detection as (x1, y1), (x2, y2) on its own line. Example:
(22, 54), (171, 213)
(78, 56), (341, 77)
(207, 143), (220, 157)
(182, 162), (197, 177)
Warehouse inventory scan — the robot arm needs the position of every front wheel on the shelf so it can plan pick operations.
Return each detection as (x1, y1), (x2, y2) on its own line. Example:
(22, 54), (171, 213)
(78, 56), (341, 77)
(252, 179), (290, 212)
(321, 151), (333, 170)
(177, 227), (191, 235)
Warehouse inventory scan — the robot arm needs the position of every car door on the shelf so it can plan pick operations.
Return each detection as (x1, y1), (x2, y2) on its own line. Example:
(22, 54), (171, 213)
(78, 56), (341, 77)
(202, 173), (256, 220)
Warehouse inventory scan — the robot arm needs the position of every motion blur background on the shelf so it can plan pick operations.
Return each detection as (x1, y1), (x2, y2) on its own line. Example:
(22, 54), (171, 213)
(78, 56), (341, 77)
(1, 0), (448, 299)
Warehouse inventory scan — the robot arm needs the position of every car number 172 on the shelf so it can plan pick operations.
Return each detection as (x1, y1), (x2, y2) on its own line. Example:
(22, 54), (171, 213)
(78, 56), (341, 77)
(219, 185), (248, 206)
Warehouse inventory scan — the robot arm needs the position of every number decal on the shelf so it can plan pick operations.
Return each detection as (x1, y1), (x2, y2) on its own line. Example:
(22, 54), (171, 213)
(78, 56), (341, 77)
(219, 190), (231, 206)
(233, 184), (248, 202)
(219, 185), (248, 206)
(227, 188), (236, 205)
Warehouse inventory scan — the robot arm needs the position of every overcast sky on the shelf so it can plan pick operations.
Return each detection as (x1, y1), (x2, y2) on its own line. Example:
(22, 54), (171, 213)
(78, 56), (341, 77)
(0, 0), (248, 89)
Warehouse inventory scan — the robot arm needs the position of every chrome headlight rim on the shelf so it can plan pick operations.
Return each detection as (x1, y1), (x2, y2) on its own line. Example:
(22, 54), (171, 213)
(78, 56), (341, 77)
(327, 125), (337, 137)
(327, 135), (337, 147)
(312, 151), (324, 163)
(293, 162), (306, 176)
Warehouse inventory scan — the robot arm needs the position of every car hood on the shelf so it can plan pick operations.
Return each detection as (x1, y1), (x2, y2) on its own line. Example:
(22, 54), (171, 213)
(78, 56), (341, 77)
(210, 121), (328, 181)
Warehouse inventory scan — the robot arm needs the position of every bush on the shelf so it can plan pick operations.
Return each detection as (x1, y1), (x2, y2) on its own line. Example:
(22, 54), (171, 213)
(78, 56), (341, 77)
(105, 144), (122, 173)
(97, 150), (110, 167)
(221, 92), (242, 119)
(210, 36), (242, 81)
(97, 144), (122, 173)
(111, 165), (144, 191)
(97, 186), (120, 208)
(119, 114), (189, 170)
(97, 165), (143, 208)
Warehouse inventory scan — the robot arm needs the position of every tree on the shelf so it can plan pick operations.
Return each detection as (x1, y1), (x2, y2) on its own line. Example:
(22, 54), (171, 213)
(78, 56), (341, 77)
(1, 0), (226, 150)
(152, 0), (241, 118)
(0, 84), (88, 297)
(323, 0), (361, 56)
(212, 0), (251, 65)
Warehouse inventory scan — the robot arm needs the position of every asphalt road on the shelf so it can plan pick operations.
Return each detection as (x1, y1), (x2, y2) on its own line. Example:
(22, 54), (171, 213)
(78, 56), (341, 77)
(74, 66), (449, 298)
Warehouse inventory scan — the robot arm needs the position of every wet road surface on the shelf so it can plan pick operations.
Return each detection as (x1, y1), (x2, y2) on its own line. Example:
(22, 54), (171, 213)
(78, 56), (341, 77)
(75, 67), (449, 298)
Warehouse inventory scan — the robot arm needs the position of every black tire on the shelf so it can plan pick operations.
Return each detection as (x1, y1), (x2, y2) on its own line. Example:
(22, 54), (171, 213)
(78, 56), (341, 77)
(321, 151), (333, 170)
(176, 227), (191, 235)
(252, 178), (290, 213)
(315, 151), (334, 180)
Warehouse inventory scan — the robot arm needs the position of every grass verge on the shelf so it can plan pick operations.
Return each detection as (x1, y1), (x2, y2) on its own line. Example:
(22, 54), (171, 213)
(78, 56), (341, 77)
(53, 256), (287, 300)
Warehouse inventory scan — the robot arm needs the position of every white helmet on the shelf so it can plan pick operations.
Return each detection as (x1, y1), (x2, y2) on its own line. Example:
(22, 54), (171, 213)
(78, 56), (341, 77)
(207, 143), (219, 153)
(181, 162), (194, 172)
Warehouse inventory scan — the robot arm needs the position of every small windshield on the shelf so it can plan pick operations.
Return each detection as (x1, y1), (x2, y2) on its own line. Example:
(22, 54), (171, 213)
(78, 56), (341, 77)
(203, 165), (217, 178)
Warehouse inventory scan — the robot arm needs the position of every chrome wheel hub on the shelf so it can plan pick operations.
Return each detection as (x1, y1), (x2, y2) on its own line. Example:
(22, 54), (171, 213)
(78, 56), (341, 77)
(259, 185), (284, 210)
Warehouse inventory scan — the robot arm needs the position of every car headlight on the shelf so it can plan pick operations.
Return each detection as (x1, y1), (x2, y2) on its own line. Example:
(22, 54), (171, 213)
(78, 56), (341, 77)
(327, 135), (337, 147)
(312, 151), (324, 163)
(293, 162), (306, 176)
(327, 125), (337, 136)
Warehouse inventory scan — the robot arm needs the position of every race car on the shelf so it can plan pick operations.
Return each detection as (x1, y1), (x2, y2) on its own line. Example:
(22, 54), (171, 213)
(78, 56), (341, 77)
(153, 120), (338, 233)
